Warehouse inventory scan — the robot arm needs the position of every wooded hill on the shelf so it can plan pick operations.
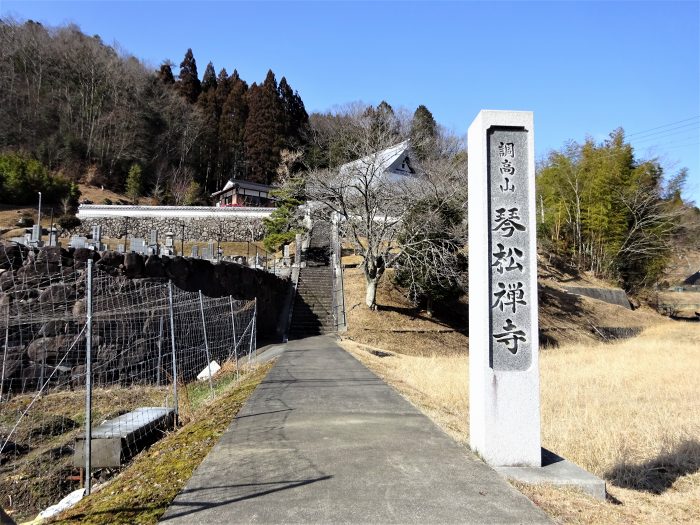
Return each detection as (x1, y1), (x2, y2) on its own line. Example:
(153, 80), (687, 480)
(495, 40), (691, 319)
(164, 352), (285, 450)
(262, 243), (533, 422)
(0, 18), (310, 203)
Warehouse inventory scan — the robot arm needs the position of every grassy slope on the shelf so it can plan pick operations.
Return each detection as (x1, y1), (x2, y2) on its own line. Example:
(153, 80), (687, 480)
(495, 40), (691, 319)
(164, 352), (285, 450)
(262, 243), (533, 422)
(52, 363), (272, 524)
(340, 268), (700, 525)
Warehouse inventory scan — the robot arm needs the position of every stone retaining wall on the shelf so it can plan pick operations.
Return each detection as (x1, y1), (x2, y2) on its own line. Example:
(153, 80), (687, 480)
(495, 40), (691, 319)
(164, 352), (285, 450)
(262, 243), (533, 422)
(1, 244), (291, 393)
(75, 216), (266, 242)
(563, 286), (631, 310)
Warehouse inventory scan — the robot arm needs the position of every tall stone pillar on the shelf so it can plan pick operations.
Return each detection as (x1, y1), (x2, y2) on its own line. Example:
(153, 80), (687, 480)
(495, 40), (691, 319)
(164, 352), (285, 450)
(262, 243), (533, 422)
(468, 110), (541, 467)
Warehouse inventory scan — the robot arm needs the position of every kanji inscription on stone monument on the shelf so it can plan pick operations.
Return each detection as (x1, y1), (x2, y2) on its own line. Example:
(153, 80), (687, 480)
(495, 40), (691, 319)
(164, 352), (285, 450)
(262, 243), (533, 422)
(488, 128), (532, 371)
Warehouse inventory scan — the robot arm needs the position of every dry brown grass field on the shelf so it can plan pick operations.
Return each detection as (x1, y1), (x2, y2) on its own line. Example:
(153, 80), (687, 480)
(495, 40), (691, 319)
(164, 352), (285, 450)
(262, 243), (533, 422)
(340, 268), (700, 524)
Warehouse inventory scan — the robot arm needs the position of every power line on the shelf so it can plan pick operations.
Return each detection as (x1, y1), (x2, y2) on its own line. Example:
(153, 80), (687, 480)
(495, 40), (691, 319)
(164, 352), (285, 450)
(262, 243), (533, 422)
(632, 132), (700, 148)
(625, 116), (700, 138)
(627, 123), (700, 143)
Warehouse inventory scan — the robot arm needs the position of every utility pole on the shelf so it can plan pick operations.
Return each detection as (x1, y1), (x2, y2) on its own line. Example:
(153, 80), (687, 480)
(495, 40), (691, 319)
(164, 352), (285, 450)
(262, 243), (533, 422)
(37, 192), (42, 243)
(49, 208), (54, 246)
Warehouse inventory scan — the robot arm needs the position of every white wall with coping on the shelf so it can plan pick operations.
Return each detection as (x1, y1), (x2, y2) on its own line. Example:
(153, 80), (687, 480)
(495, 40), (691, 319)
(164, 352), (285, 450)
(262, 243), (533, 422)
(468, 110), (541, 467)
(77, 205), (275, 220)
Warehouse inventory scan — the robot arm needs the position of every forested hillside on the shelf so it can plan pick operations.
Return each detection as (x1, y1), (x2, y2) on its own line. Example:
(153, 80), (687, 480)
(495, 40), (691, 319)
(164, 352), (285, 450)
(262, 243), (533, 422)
(536, 129), (699, 291)
(0, 18), (309, 203)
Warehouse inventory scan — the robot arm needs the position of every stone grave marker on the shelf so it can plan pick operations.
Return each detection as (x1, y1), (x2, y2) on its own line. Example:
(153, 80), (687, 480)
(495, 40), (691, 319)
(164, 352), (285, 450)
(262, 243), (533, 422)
(468, 110), (540, 467)
(131, 238), (146, 254)
(191, 245), (199, 258)
(70, 236), (87, 249)
(91, 224), (102, 244)
(117, 244), (125, 254)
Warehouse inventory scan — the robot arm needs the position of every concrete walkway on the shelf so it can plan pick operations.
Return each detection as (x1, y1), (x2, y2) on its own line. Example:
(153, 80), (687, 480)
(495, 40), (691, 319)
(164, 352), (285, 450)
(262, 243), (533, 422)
(161, 336), (550, 524)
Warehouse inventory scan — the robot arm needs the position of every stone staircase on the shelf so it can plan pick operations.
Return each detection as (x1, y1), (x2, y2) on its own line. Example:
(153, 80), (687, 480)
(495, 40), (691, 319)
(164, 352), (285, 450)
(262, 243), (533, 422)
(289, 222), (336, 339)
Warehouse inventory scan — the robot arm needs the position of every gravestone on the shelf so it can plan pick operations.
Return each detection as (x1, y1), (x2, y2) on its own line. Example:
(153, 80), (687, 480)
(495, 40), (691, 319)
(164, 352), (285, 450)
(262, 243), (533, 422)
(91, 225), (102, 244)
(130, 238), (146, 255)
(70, 236), (87, 249)
(149, 230), (158, 247)
(32, 224), (41, 242)
(468, 110), (540, 467)
(208, 241), (215, 259)
(191, 245), (199, 258)
(117, 244), (125, 254)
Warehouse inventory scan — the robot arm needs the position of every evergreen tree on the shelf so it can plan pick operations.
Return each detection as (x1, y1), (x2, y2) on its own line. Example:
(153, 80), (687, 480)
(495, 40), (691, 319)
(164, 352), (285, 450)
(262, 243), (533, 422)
(244, 70), (284, 184)
(157, 62), (175, 84)
(213, 68), (232, 189)
(219, 70), (249, 180)
(201, 62), (217, 92)
(278, 76), (310, 150)
(178, 48), (201, 103)
(365, 100), (400, 143)
(196, 63), (221, 194)
(125, 163), (143, 204)
(262, 175), (305, 252)
(215, 68), (231, 108)
(410, 105), (437, 160)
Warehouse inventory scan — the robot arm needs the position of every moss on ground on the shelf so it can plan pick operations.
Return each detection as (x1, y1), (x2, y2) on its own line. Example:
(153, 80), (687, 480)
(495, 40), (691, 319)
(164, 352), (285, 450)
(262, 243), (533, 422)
(51, 363), (272, 524)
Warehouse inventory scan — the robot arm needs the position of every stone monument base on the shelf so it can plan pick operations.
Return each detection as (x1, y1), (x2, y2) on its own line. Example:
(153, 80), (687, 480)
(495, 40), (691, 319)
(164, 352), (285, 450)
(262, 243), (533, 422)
(495, 448), (606, 500)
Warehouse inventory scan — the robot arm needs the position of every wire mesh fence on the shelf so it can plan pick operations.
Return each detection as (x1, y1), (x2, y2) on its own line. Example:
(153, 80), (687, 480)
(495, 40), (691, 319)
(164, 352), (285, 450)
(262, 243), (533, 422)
(0, 244), (256, 520)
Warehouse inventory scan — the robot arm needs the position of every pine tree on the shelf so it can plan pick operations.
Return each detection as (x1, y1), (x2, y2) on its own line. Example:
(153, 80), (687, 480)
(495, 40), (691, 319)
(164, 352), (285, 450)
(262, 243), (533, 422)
(262, 175), (305, 252)
(178, 48), (201, 103)
(244, 70), (284, 184)
(219, 70), (249, 181)
(410, 105), (437, 160)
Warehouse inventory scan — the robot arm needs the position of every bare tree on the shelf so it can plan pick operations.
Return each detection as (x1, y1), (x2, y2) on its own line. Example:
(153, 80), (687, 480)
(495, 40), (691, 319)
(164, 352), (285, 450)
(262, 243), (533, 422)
(614, 185), (679, 288)
(302, 106), (467, 309)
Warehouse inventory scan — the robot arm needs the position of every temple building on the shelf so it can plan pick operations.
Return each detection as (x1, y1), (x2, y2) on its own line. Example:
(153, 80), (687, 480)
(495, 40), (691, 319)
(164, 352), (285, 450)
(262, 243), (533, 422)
(211, 179), (276, 207)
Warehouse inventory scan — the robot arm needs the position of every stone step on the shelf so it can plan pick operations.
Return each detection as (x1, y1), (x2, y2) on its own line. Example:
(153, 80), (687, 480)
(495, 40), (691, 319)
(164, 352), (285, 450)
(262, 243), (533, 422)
(293, 308), (332, 316)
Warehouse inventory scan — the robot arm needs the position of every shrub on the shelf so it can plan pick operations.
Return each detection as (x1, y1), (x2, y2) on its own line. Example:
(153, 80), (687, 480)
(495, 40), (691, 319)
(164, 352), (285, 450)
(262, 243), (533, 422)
(0, 152), (75, 205)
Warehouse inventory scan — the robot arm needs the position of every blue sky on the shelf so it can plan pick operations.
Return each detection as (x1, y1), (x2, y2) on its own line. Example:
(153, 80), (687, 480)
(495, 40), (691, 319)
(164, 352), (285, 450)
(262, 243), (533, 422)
(2, 0), (699, 203)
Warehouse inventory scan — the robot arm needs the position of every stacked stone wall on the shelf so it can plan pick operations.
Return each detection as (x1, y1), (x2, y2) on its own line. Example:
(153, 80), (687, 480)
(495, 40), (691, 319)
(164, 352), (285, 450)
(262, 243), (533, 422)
(74, 216), (266, 241)
(0, 244), (290, 394)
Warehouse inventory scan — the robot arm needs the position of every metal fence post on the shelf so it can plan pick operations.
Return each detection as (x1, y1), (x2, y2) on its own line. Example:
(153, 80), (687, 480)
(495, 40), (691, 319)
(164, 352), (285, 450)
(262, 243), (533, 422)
(1, 310), (9, 400)
(198, 291), (214, 398)
(84, 259), (94, 495)
(253, 297), (257, 360)
(156, 316), (164, 386)
(229, 296), (239, 379)
(247, 316), (254, 365)
(168, 281), (179, 424)
(247, 298), (257, 364)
